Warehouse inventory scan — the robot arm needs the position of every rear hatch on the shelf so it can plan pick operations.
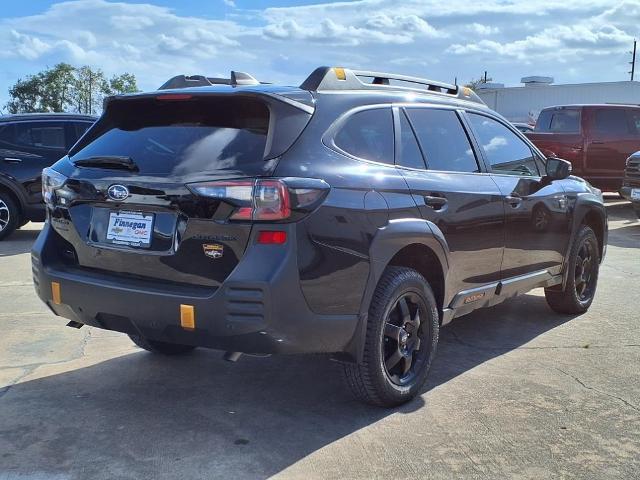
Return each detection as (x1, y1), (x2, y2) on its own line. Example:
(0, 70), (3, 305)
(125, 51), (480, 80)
(49, 90), (313, 288)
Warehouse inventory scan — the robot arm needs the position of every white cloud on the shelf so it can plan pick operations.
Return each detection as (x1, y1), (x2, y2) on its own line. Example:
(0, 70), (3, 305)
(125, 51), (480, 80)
(0, 0), (636, 110)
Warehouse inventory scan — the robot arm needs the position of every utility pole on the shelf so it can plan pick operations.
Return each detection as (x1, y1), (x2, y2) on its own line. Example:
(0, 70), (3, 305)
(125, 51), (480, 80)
(630, 39), (637, 82)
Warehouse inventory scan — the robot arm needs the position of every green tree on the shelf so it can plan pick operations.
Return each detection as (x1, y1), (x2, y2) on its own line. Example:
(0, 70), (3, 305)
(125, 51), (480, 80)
(40, 63), (76, 112)
(73, 66), (111, 115)
(6, 74), (45, 113)
(107, 73), (139, 95)
(465, 75), (493, 91)
(5, 65), (139, 114)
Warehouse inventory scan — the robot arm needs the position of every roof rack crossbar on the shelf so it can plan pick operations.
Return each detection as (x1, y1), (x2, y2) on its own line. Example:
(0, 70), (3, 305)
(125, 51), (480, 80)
(300, 67), (484, 104)
(352, 69), (457, 93)
(158, 71), (260, 90)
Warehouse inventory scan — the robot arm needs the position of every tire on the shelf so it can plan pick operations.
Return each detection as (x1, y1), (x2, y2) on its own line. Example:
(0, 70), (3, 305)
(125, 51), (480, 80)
(545, 225), (600, 315)
(0, 192), (19, 241)
(344, 266), (439, 407)
(129, 334), (196, 355)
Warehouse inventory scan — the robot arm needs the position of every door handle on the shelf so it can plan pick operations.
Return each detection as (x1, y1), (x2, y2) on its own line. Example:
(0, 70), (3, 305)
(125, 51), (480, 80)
(591, 141), (605, 145)
(505, 195), (522, 207)
(2, 157), (22, 163)
(424, 195), (447, 210)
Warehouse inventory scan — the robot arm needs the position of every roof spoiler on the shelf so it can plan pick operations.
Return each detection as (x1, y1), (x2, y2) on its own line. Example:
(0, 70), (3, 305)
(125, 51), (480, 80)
(300, 66), (484, 104)
(158, 71), (260, 90)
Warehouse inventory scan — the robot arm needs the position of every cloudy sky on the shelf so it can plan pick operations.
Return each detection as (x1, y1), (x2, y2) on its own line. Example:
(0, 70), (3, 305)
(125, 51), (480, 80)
(0, 0), (637, 109)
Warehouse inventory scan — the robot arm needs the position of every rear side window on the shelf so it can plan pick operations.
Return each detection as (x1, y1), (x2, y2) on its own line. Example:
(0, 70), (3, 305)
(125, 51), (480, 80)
(594, 109), (630, 135)
(70, 122), (93, 147)
(11, 122), (66, 149)
(334, 108), (394, 164)
(70, 97), (270, 176)
(0, 124), (13, 143)
(535, 109), (580, 133)
(628, 109), (640, 135)
(406, 108), (479, 173)
(397, 110), (426, 169)
(468, 113), (539, 177)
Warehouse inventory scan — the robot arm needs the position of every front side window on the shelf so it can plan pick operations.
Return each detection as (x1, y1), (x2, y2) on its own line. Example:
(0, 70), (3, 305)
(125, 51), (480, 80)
(468, 113), (539, 177)
(14, 122), (66, 149)
(406, 108), (479, 173)
(334, 108), (394, 164)
(594, 109), (630, 136)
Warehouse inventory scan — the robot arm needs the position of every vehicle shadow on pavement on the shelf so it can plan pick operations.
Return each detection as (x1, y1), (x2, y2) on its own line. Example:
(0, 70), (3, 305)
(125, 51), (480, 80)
(0, 294), (572, 479)
(0, 229), (40, 257)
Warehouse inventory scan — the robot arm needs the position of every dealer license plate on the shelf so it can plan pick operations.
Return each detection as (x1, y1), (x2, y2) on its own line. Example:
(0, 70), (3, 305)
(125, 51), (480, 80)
(106, 211), (154, 248)
(631, 188), (640, 201)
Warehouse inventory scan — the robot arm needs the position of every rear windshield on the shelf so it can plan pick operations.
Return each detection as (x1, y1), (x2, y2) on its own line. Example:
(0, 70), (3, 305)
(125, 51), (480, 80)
(69, 97), (270, 176)
(534, 109), (580, 133)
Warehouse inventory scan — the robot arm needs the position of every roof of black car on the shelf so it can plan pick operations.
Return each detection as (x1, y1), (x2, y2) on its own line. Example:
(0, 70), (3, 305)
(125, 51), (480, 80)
(0, 113), (98, 123)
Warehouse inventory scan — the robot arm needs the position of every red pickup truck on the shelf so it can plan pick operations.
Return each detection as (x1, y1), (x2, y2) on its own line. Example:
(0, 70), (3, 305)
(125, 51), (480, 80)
(526, 104), (640, 191)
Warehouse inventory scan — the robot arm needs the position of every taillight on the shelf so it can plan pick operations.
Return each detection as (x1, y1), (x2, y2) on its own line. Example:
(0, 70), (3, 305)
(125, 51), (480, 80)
(42, 167), (68, 206)
(188, 178), (329, 222)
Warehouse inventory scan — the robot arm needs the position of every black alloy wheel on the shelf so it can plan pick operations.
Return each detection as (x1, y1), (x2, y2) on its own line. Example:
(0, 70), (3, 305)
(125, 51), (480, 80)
(382, 292), (430, 386)
(343, 266), (439, 407)
(545, 225), (600, 314)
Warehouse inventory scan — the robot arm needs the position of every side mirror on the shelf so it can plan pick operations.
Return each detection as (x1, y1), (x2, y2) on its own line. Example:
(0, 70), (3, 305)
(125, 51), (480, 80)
(545, 157), (572, 180)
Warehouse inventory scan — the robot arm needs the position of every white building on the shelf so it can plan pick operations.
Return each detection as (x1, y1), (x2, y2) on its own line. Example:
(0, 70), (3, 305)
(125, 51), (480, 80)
(476, 77), (640, 124)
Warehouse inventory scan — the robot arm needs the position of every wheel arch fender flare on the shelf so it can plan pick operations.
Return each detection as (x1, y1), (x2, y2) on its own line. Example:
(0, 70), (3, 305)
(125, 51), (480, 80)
(562, 195), (607, 289)
(343, 218), (451, 364)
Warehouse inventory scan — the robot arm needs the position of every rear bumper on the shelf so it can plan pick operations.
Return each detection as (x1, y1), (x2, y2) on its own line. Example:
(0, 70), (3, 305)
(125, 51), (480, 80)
(31, 223), (359, 355)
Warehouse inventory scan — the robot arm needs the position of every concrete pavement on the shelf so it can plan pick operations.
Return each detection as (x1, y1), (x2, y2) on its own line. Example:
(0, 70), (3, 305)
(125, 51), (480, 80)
(0, 199), (638, 479)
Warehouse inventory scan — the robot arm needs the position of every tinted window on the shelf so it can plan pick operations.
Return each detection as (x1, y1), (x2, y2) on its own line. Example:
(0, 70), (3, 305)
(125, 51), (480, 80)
(0, 124), (13, 143)
(397, 110), (425, 169)
(594, 109), (630, 135)
(70, 122), (93, 146)
(13, 122), (66, 149)
(406, 109), (478, 173)
(628, 109), (640, 135)
(334, 108), (394, 164)
(535, 109), (581, 133)
(70, 98), (269, 176)
(468, 113), (539, 176)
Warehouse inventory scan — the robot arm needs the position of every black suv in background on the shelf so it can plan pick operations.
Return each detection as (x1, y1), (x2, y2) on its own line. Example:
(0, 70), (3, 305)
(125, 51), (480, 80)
(32, 68), (607, 407)
(0, 113), (96, 239)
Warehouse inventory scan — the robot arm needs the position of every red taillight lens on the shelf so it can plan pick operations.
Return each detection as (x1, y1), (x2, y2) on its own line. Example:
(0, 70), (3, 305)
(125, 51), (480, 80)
(253, 180), (290, 221)
(188, 179), (292, 221)
(257, 231), (287, 244)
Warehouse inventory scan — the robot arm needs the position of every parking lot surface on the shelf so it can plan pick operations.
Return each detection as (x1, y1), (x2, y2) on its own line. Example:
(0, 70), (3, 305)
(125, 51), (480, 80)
(0, 198), (638, 480)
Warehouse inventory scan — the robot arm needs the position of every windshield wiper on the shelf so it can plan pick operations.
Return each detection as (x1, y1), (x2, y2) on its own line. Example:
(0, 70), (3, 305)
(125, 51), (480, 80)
(74, 156), (139, 172)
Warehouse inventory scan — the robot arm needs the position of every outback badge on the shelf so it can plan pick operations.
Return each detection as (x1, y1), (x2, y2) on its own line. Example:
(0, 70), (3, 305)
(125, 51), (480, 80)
(203, 243), (224, 259)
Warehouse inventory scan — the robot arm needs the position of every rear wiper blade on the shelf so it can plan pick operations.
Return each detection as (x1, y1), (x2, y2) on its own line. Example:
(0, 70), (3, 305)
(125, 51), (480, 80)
(74, 156), (139, 171)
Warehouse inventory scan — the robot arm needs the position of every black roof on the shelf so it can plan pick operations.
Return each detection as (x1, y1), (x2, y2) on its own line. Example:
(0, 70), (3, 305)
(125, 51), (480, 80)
(0, 113), (98, 123)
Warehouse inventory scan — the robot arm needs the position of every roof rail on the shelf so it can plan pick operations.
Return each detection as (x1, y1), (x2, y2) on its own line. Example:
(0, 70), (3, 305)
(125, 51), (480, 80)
(300, 66), (484, 104)
(158, 71), (260, 90)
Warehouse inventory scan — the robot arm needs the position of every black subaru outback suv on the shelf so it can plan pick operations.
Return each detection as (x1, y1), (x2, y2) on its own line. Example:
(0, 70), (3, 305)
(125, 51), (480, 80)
(0, 113), (96, 239)
(32, 67), (607, 407)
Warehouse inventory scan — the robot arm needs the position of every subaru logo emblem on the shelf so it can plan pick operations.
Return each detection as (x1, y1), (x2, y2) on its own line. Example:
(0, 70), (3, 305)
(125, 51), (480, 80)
(107, 184), (129, 201)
